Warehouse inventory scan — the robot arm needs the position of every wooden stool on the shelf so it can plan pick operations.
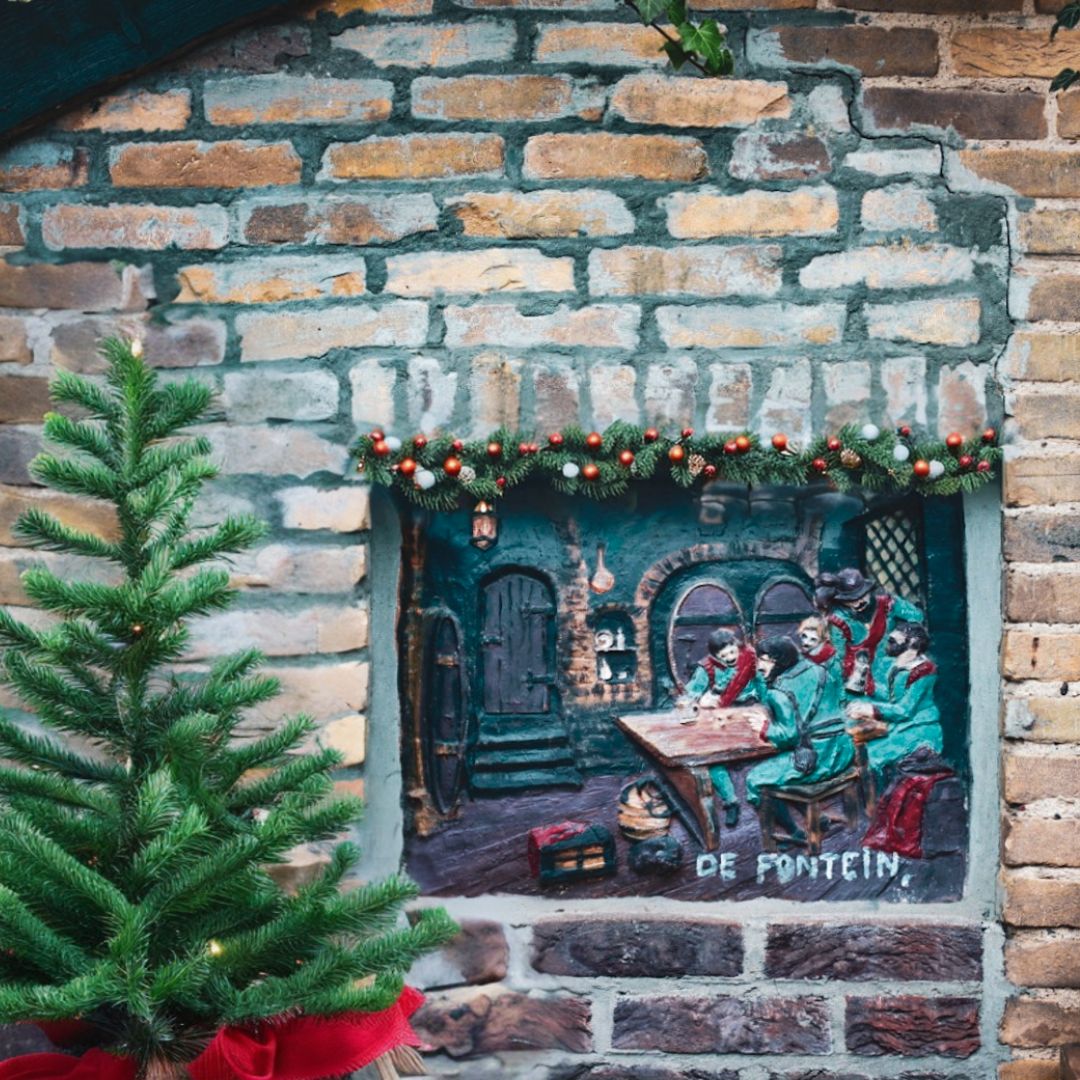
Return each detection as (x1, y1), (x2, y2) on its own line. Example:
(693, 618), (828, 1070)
(758, 768), (862, 855)
(847, 719), (887, 819)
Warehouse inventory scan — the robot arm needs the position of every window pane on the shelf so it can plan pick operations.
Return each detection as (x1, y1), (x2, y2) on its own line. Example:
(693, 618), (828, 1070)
(670, 582), (740, 686)
(755, 580), (815, 643)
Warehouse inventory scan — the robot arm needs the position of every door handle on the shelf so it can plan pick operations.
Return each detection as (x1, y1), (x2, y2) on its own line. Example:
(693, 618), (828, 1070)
(525, 672), (556, 686)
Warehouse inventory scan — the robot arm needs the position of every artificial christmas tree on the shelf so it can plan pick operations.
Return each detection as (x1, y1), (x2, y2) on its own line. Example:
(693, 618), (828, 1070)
(0, 339), (455, 1080)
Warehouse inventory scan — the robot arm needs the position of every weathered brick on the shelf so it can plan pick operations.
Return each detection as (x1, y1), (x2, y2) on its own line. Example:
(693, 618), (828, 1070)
(0, 262), (151, 312)
(0, 376), (52, 423)
(187, 605), (366, 660)
(839, 0), (1019, 10)
(1059, 91), (1080, 139)
(1005, 817), (1080, 867)
(882, 355), (928, 426)
(350, 358), (397, 426)
(644, 356), (697, 428)
(611, 74), (789, 127)
(533, 362), (581, 430)
(1000, 1061), (1062, 1080)
(276, 486), (370, 533)
(524, 132), (707, 181)
(0, 428), (42, 485)
(1001, 997), (1080, 1047)
(238, 302), (427, 361)
(694, 0), (813, 8)
(665, 186), (839, 238)
(846, 996), (979, 1057)
(767, 26), (939, 76)
(952, 28), (1080, 78)
(110, 141), (301, 188)
(958, 149), (1080, 198)
(1006, 696), (1080, 743)
(824, 362), (872, 429)
(1005, 511), (1080, 564)
(865, 87), (1046, 140)
(0, 141), (88, 192)
(0, 203), (25, 250)
(321, 713), (367, 766)
(259, 660), (369, 722)
(176, 255), (365, 304)
(56, 88), (191, 132)
(1008, 932), (1080, 987)
(176, 23), (312, 71)
(333, 21), (515, 69)
(385, 249), (573, 296)
(470, 353), (523, 433)
(412, 74), (603, 121)
(307, 0), (431, 15)
(1005, 749), (1080, 804)
(765, 924), (982, 981)
(613, 996), (831, 1054)
(193, 424), (348, 478)
(449, 189), (633, 238)
(228, 543), (364, 593)
(405, 355), (456, 430)
(0, 317), (31, 364)
(42, 203), (228, 252)
(240, 193), (438, 245)
(1004, 631), (1080, 682)
(410, 920), (509, 990)
(1017, 271), (1080, 323)
(205, 75), (392, 126)
(861, 184), (937, 232)
(414, 988), (592, 1057)
(730, 131), (830, 181)
(324, 134), (504, 180)
(707, 362), (751, 430)
(866, 298), (980, 346)
(938, 362), (987, 438)
(534, 22), (666, 66)
(50, 316), (225, 371)
(846, 145), (941, 176)
(1019, 211), (1080, 256)
(1012, 390), (1080, 442)
(222, 370), (340, 423)
(590, 244), (781, 298)
(657, 302), (845, 348)
(590, 364), (639, 427)
(1006, 454), (1080, 507)
(444, 303), (639, 348)
(801, 244), (972, 290)
(760, 359), (813, 443)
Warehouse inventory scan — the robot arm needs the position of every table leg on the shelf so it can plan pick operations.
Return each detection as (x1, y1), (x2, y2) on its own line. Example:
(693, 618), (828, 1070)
(654, 763), (719, 851)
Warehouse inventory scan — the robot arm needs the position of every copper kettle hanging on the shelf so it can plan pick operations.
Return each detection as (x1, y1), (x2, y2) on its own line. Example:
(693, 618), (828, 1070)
(589, 543), (615, 594)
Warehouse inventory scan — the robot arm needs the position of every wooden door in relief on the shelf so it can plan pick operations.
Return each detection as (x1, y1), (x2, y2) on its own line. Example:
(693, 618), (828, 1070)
(480, 572), (556, 716)
(422, 611), (467, 814)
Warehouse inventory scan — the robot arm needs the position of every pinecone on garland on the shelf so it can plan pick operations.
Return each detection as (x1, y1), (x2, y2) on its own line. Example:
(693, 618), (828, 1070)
(688, 453), (707, 478)
(459, 465), (477, 485)
(840, 448), (862, 469)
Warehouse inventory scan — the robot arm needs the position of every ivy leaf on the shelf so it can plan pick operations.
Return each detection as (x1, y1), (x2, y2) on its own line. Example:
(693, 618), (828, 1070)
(665, 0), (687, 27)
(1051, 67), (1080, 91)
(1051, 0), (1080, 38)
(635, 0), (668, 23)
(663, 39), (691, 70)
(677, 19), (733, 75)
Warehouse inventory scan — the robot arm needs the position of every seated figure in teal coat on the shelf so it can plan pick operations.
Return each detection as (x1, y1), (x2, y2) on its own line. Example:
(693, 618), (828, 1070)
(679, 628), (762, 829)
(845, 619), (943, 782)
(745, 637), (855, 842)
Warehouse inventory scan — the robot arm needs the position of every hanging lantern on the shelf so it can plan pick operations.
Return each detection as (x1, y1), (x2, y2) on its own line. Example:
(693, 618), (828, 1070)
(471, 500), (498, 550)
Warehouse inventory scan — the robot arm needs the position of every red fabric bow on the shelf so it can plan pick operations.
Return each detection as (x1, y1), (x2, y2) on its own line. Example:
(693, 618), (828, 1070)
(3, 989), (424, 1080)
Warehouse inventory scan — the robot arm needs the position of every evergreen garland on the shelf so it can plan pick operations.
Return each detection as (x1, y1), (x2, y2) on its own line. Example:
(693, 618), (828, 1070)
(0, 339), (456, 1078)
(353, 420), (1003, 513)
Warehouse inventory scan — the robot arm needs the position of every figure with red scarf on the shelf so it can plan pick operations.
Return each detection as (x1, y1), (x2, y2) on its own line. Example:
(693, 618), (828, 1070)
(813, 568), (924, 700)
(679, 628), (761, 828)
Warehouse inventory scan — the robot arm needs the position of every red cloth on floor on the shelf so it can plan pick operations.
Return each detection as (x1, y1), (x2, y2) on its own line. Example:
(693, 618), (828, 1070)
(863, 769), (954, 858)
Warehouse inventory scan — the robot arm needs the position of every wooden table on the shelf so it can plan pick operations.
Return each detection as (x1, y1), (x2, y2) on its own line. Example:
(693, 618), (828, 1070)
(617, 706), (775, 851)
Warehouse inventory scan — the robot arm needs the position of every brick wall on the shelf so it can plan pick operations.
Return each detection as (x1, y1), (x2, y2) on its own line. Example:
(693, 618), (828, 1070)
(0, 0), (1079, 1075)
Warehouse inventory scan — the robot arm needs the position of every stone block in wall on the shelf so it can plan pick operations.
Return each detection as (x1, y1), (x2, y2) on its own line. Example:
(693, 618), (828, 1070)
(1005, 697), (1080, 745)
(881, 356), (928, 426)
(1019, 211), (1080, 256)
(707, 362), (751, 431)
(866, 298), (981, 347)
(174, 23), (311, 72)
(846, 145), (942, 176)
(644, 355), (697, 428)
(762, 25), (940, 76)
(227, 543), (365, 593)
(657, 302), (844, 349)
(307, 0), (432, 17)
(177, 256), (366, 305)
(1002, 997), (1080, 1048)
(240, 194), (438, 246)
(50, 316), (226, 370)
(0, 376), (51, 424)
(386, 249), (574, 297)
(413, 988), (592, 1057)
(533, 362), (581, 430)
(406, 355), (457, 430)
(951, 27), (1080, 79)
(609, 74), (790, 127)
(863, 87), (1047, 140)
(0, 316), (30, 364)
(110, 141), (302, 188)
(223, 371), (340, 423)
(589, 364), (639, 427)
(449, 189), (633, 239)
(185, 604), (368, 661)
(1007, 454), (1080, 508)
(1064, 1043), (1080, 1078)
(1015, 271), (1080, 324)
(444, 303), (640, 349)
(1003, 632), (1080, 683)
(1004, 750), (1080, 804)
(0, 262), (152, 312)
(957, 149), (1080, 198)
(204, 75), (393, 125)
(0, 203), (23, 251)
(1006, 931), (1080, 988)
(531, 917), (743, 977)
(764, 923), (982, 981)
(823, 362), (871, 429)
(861, 185), (937, 233)
(1006, 818), (1080, 868)
(589, 245), (781, 297)
(410, 919), (509, 990)
(1000, 1062), (1063, 1080)
(0, 140), (88, 191)
(350, 358), (397, 428)
(322, 712), (366, 766)
(332, 21), (516, 70)
(800, 245), (972, 290)
(192, 425), (347, 478)
(938, 363), (988, 438)
(0, 484), (118, 546)
(469, 353), (523, 433)
(42, 204), (228, 251)
(412, 74), (604, 122)
(57, 88), (191, 132)
(323, 133), (504, 181)
(845, 995), (980, 1057)
(665, 186), (839, 238)
(0, 428), (42, 486)
(1059, 92), (1080, 139)
(276, 486), (370, 534)
(729, 132), (830, 182)
(524, 132), (708, 182)
(1008, 567), (1080, 624)
(759, 359), (812, 444)
(612, 995), (831, 1054)
(837, 0), (1020, 11)
(1004, 872), (1080, 928)
(1004, 332), (1080, 381)
(257, 660), (369, 723)
(533, 22), (667, 67)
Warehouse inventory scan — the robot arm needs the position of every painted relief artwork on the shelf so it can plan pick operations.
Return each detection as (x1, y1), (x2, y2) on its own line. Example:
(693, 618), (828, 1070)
(400, 483), (970, 902)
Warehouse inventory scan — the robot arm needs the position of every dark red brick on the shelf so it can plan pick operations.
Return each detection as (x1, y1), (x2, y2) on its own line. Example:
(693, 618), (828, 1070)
(775, 26), (940, 76)
(730, 132), (831, 181)
(840, 0), (1019, 10)
(613, 995), (831, 1054)
(765, 924), (982, 982)
(414, 989), (591, 1058)
(532, 917), (743, 978)
(846, 996), (980, 1058)
(552, 1068), (737, 1080)
(863, 88), (1047, 141)
(410, 918), (508, 989)
(174, 24), (311, 72)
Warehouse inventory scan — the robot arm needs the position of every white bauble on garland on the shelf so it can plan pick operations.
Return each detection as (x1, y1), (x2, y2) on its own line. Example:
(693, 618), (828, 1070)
(562, 462), (580, 479)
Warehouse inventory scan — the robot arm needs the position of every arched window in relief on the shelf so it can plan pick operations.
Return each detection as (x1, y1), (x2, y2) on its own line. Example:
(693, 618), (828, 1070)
(754, 579), (816, 644)
(668, 581), (742, 688)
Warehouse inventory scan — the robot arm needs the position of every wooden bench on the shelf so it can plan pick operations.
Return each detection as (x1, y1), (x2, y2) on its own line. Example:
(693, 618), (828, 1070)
(758, 768), (862, 855)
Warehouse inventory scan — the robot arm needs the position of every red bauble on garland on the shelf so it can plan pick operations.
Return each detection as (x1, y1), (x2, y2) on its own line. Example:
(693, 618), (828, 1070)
(946, 433), (963, 452)
(372, 439), (390, 458)
(724, 440), (738, 455)
(452, 439), (464, 452)
(958, 454), (973, 470)
(735, 434), (751, 454)
(681, 427), (694, 439)
(519, 441), (531, 455)
(619, 450), (635, 467)
(582, 463), (601, 481)
(772, 433), (788, 451)
(703, 464), (717, 479)
(549, 432), (564, 447)
(586, 432), (603, 451)
(413, 434), (427, 450)
(644, 428), (659, 442)
(827, 436), (842, 452)
(668, 445), (686, 464)
(898, 425), (912, 438)
(982, 428), (997, 444)
(443, 457), (463, 477)
(811, 458), (828, 473)
(487, 442), (502, 458)
(370, 429), (384, 441)
(913, 460), (931, 478)
(976, 460), (991, 473)
(398, 458), (417, 478)
(496, 476), (507, 489)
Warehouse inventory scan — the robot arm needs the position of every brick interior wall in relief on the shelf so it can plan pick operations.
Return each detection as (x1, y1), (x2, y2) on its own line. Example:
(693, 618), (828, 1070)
(0, 0), (1077, 1074)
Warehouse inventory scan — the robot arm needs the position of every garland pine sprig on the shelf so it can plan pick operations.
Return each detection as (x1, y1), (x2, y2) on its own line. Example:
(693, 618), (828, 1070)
(352, 420), (1002, 513)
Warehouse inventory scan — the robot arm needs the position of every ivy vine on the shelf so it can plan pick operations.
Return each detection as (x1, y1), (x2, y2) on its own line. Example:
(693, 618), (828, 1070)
(625, 0), (734, 78)
(1051, 2), (1080, 91)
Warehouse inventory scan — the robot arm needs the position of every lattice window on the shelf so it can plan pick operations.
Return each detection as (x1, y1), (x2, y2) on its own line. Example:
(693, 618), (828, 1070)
(864, 509), (923, 604)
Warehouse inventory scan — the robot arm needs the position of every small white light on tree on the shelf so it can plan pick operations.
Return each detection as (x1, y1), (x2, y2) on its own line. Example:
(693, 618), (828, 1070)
(562, 462), (580, 479)
(129, 339), (144, 358)
(415, 469), (436, 491)
(928, 460), (946, 479)
(383, 436), (402, 452)
(208, 940), (224, 958)
(892, 444), (911, 463)
(860, 423), (880, 442)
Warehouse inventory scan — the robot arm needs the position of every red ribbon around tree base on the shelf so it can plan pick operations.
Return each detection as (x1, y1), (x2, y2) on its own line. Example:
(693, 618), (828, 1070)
(0, 988), (424, 1080)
